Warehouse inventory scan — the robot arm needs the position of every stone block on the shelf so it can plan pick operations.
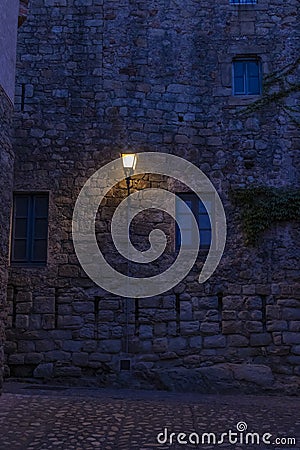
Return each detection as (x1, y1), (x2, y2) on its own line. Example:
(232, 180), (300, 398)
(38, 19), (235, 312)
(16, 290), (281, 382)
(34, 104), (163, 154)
(231, 364), (274, 387)
(54, 366), (81, 378)
(222, 320), (243, 334)
(99, 340), (122, 354)
(9, 354), (25, 365)
(49, 330), (72, 340)
(15, 315), (29, 329)
(287, 356), (300, 365)
(57, 315), (83, 329)
(250, 333), (272, 346)
(45, 351), (70, 362)
(16, 302), (32, 314)
(162, 296), (175, 309)
(180, 302), (193, 320)
(18, 341), (35, 353)
(73, 302), (94, 313)
(255, 285), (271, 295)
(200, 322), (220, 335)
(35, 340), (56, 352)
(111, 326), (123, 338)
(245, 321), (263, 333)
(222, 297), (244, 310)
(272, 332), (282, 346)
(167, 322), (177, 336)
(222, 311), (237, 320)
(282, 332), (300, 345)
(278, 299), (300, 307)
(225, 285), (242, 295)
(153, 338), (168, 353)
(98, 310), (114, 322)
(266, 320), (288, 332)
(99, 299), (120, 311)
(25, 353), (43, 364)
(251, 310), (262, 321)
(291, 345), (300, 355)
(281, 308), (300, 321)
(62, 340), (83, 352)
(169, 337), (187, 352)
(242, 285), (256, 295)
(227, 335), (249, 347)
(33, 363), (54, 379)
(34, 296), (55, 314)
(42, 314), (55, 330)
(290, 321), (300, 331)
(139, 325), (153, 339)
(180, 321), (199, 335)
(207, 136), (222, 146)
(245, 297), (262, 309)
(78, 325), (95, 339)
(189, 336), (202, 349)
(266, 306), (281, 320)
(203, 336), (226, 348)
(82, 341), (97, 352)
(4, 341), (17, 354)
(154, 323), (167, 336)
(198, 297), (218, 309)
(16, 291), (32, 303)
(72, 352), (89, 366)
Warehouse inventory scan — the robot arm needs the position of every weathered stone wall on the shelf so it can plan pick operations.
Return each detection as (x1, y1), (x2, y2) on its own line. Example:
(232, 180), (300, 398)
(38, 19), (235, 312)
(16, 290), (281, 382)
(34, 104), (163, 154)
(0, 0), (19, 392)
(0, 88), (14, 392)
(6, 0), (300, 392)
(0, 0), (19, 100)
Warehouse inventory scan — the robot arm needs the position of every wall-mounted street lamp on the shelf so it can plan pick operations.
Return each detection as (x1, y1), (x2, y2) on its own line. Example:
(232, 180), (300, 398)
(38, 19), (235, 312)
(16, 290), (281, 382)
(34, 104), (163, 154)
(121, 152), (137, 356)
(121, 153), (137, 196)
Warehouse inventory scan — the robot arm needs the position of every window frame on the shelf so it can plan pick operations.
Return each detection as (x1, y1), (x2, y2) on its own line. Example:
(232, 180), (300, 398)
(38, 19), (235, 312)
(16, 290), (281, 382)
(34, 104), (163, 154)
(229, 0), (257, 4)
(175, 192), (213, 251)
(11, 192), (49, 267)
(232, 57), (262, 96)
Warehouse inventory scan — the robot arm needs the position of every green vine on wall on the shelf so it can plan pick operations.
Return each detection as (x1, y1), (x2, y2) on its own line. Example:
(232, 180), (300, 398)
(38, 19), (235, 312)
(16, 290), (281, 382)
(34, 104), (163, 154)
(231, 187), (300, 245)
(239, 57), (300, 126)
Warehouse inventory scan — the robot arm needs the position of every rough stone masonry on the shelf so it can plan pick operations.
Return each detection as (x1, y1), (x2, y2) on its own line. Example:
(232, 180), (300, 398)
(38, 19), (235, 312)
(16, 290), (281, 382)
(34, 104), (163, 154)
(0, 0), (19, 393)
(3, 0), (300, 392)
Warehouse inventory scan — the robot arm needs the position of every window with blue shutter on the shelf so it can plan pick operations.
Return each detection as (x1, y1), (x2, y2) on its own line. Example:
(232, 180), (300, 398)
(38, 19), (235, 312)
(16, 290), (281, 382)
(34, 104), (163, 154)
(233, 58), (261, 95)
(175, 193), (212, 250)
(11, 193), (49, 265)
(230, 0), (257, 4)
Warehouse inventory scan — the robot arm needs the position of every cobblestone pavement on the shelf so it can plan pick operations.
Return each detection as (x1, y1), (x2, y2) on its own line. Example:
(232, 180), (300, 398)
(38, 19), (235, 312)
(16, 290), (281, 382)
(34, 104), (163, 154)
(0, 383), (299, 450)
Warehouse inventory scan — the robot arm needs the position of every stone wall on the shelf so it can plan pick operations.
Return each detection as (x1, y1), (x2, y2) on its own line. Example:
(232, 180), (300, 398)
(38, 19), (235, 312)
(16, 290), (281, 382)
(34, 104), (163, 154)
(5, 0), (300, 392)
(0, 0), (19, 392)
(0, 88), (14, 392)
(0, 0), (19, 100)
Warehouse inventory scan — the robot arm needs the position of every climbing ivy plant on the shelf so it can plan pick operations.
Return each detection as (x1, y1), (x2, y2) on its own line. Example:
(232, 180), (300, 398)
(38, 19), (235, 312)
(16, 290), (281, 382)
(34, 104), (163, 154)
(231, 187), (300, 245)
(239, 57), (300, 127)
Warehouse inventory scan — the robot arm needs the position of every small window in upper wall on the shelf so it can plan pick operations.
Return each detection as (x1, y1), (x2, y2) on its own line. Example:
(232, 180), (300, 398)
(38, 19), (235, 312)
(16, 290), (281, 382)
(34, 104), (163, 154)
(175, 193), (212, 250)
(233, 58), (261, 95)
(230, 0), (257, 4)
(11, 193), (49, 266)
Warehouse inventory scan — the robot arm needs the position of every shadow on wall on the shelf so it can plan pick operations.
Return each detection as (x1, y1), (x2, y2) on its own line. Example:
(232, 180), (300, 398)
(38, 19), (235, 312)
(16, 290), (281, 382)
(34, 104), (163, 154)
(19, 0), (28, 27)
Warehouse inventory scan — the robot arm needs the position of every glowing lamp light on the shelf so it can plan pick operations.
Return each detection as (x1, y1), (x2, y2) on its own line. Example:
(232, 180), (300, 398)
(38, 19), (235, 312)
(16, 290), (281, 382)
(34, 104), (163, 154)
(121, 153), (137, 171)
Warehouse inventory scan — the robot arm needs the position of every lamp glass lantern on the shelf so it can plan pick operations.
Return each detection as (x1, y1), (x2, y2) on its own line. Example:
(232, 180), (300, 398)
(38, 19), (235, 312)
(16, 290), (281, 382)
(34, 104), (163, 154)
(121, 153), (137, 175)
(121, 153), (137, 195)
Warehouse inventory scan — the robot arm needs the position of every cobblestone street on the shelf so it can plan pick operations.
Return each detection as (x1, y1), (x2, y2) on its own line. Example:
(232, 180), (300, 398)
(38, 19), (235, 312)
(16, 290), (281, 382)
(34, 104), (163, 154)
(0, 383), (299, 450)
